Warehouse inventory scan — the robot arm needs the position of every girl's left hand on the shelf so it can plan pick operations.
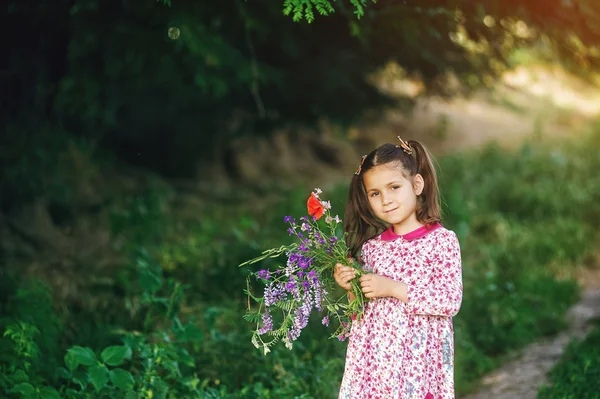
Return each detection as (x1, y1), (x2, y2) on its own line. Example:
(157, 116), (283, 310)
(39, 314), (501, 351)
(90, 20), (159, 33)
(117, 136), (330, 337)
(359, 274), (395, 299)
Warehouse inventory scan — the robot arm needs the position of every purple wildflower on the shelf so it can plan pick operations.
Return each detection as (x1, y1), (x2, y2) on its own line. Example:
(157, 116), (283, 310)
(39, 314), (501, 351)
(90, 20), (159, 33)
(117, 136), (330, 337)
(259, 312), (273, 335)
(294, 306), (309, 330)
(287, 252), (298, 265)
(285, 264), (294, 277)
(287, 295), (313, 341)
(257, 270), (270, 280)
(284, 216), (292, 223)
(288, 327), (301, 341)
(285, 281), (296, 292)
(298, 258), (310, 269)
(322, 316), (329, 326)
(264, 283), (286, 307)
(281, 281), (300, 301)
(308, 270), (318, 283)
(287, 227), (295, 236)
(314, 280), (325, 311)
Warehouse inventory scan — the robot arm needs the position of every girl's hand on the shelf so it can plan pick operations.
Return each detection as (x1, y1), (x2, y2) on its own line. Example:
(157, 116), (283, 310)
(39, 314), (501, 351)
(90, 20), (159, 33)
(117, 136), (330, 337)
(334, 263), (356, 291)
(359, 274), (396, 299)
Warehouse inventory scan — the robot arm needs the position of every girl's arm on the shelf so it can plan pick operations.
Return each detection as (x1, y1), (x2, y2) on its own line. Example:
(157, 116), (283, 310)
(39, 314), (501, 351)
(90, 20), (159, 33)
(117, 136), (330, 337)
(403, 231), (463, 317)
(360, 275), (407, 302)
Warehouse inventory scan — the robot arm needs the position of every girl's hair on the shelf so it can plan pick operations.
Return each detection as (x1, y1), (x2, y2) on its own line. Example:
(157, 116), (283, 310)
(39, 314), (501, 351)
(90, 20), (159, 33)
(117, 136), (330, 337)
(344, 140), (441, 259)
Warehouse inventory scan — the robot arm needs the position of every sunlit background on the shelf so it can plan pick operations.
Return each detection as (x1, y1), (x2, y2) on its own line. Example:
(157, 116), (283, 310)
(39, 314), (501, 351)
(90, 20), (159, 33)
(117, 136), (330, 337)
(2, 0), (600, 398)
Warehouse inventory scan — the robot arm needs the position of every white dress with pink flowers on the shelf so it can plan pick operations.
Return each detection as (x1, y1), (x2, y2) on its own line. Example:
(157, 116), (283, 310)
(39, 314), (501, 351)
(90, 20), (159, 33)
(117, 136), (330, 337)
(338, 223), (463, 399)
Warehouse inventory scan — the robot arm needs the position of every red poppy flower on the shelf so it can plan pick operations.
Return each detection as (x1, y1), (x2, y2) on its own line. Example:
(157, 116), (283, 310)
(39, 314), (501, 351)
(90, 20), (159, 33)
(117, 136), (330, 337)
(307, 193), (325, 220)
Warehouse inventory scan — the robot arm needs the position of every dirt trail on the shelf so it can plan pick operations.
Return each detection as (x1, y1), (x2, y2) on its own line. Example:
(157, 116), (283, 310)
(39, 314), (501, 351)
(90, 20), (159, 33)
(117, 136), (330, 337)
(461, 287), (600, 399)
(460, 260), (600, 399)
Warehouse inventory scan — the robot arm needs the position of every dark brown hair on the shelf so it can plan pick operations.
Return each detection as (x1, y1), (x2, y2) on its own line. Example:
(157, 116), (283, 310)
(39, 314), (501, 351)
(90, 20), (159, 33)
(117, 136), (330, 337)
(344, 140), (441, 259)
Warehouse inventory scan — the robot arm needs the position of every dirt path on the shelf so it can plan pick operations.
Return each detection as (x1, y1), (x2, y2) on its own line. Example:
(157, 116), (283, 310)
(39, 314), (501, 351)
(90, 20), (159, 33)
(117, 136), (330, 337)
(461, 287), (600, 399)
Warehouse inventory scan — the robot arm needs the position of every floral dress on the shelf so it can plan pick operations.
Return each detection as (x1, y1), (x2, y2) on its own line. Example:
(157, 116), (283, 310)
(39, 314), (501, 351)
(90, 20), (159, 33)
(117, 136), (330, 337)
(338, 223), (463, 399)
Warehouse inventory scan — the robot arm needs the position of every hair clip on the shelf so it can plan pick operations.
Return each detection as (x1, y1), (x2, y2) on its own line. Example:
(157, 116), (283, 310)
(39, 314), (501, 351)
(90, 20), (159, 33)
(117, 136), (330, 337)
(354, 155), (367, 175)
(396, 136), (413, 155)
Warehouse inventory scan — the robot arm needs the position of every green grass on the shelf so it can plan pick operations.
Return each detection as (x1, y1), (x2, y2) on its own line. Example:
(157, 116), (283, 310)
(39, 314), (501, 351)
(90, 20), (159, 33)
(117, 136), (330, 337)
(537, 322), (600, 399)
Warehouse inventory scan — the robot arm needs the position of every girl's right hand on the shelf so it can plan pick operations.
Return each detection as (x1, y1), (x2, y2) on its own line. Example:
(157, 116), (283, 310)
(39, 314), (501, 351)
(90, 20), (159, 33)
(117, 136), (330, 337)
(334, 263), (356, 291)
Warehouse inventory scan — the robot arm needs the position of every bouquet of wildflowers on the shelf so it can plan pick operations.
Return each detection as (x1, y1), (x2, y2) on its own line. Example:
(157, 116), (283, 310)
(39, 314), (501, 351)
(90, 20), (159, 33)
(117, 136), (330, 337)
(240, 188), (367, 354)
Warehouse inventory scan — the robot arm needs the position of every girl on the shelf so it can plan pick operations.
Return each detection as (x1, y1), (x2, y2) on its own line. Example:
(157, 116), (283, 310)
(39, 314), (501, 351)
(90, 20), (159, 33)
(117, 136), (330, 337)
(334, 138), (463, 399)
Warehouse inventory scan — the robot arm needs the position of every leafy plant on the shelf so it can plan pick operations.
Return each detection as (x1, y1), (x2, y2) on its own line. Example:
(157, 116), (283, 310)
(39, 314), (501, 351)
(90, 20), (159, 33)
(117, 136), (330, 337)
(2, 323), (61, 399)
(282, 0), (376, 22)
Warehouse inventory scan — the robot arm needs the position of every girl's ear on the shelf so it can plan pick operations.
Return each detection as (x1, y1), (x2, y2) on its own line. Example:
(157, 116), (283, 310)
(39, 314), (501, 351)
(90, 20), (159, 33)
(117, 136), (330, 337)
(413, 174), (424, 196)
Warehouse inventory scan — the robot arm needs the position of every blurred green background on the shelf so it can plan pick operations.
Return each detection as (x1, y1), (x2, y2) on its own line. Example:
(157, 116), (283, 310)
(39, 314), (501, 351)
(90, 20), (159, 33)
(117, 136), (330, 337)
(2, 1), (600, 398)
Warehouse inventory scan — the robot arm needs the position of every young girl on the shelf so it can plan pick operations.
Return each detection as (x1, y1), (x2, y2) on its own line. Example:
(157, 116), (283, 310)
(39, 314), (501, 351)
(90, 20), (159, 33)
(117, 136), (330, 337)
(334, 138), (463, 399)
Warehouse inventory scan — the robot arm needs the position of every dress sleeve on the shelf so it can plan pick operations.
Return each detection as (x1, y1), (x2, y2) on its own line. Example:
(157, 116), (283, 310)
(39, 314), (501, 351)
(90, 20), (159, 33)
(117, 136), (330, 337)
(405, 231), (463, 317)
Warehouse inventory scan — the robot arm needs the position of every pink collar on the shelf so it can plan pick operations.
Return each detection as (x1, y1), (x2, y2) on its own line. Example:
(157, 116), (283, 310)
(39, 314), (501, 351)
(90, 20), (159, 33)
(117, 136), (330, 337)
(381, 222), (442, 242)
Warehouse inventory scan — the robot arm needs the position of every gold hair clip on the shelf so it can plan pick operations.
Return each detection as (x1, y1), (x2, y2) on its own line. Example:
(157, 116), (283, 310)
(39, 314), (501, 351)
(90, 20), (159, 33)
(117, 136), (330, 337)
(354, 155), (367, 175)
(396, 136), (413, 155)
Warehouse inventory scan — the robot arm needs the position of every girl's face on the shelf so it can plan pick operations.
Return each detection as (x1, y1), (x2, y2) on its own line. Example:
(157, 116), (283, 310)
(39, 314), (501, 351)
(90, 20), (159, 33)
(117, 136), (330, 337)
(362, 163), (424, 235)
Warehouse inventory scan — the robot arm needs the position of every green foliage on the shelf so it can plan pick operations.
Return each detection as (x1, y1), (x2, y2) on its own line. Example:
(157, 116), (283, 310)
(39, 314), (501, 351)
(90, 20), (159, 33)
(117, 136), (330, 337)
(0, 129), (108, 212)
(1, 322), (62, 399)
(537, 323), (600, 399)
(282, 0), (375, 22)
(0, 279), (63, 396)
(5, 0), (600, 180)
(8, 383), (61, 399)
(12, 248), (206, 398)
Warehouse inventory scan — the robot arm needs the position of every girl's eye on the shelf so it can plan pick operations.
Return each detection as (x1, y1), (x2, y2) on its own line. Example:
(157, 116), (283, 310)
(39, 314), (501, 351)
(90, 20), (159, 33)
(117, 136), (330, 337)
(391, 185), (400, 190)
(370, 192), (379, 197)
